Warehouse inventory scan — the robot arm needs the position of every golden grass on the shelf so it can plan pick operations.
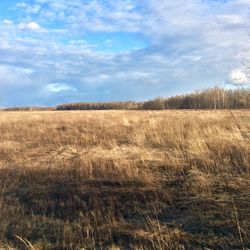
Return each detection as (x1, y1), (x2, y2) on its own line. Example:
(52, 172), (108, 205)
(0, 110), (249, 249)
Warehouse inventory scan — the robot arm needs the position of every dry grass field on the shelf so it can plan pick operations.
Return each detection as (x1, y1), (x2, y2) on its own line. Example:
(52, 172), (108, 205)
(0, 110), (249, 249)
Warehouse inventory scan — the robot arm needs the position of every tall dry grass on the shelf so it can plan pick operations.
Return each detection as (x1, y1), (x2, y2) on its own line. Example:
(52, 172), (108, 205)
(0, 110), (249, 249)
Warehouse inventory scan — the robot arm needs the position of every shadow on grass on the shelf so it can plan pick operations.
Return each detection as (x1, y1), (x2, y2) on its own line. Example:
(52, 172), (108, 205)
(0, 167), (249, 249)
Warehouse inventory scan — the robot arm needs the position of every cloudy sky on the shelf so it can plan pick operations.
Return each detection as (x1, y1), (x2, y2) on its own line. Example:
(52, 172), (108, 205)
(0, 0), (250, 106)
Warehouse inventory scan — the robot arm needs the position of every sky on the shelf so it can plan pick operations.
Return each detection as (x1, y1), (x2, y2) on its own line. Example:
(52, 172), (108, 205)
(0, 0), (250, 106)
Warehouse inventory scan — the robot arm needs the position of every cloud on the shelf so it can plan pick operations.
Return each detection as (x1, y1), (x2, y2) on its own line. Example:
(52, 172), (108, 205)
(230, 69), (248, 85)
(46, 83), (77, 93)
(3, 19), (13, 25)
(16, 2), (27, 8)
(1, 0), (250, 106)
(217, 14), (244, 26)
(18, 22), (43, 32)
(16, 2), (41, 14)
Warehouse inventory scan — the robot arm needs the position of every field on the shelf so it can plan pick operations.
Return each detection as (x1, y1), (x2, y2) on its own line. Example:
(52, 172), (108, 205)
(0, 110), (249, 249)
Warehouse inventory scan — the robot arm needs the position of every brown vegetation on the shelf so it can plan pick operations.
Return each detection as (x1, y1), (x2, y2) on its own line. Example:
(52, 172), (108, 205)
(56, 87), (250, 110)
(0, 110), (249, 249)
(2, 107), (55, 111)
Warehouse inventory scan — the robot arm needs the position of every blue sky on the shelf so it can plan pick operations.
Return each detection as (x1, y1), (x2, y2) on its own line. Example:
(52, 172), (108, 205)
(0, 0), (250, 106)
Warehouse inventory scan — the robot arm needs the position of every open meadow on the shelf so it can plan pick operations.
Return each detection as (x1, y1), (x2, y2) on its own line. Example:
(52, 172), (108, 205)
(0, 110), (249, 249)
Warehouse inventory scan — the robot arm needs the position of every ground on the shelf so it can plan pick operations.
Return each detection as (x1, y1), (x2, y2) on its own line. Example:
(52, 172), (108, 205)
(0, 110), (249, 249)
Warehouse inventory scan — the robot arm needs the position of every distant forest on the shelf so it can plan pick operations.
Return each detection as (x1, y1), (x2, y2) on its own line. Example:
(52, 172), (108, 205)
(57, 87), (250, 110)
(3, 107), (55, 111)
(2, 87), (249, 111)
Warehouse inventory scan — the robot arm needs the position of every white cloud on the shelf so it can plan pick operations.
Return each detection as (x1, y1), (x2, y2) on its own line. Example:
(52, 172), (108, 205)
(18, 22), (43, 32)
(1, 0), (250, 106)
(16, 2), (27, 8)
(3, 19), (13, 25)
(24, 68), (35, 75)
(46, 83), (76, 92)
(16, 2), (41, 14)
(230, 69), (248, 85)
(0, 65), (33, 86)
(0, 40), (10, 49)
(29, 4), (41, 14)
(217, 15), (244, 25)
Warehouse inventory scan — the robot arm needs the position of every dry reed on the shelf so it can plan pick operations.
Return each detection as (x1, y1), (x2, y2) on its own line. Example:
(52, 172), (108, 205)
(0, 110), (249, 249)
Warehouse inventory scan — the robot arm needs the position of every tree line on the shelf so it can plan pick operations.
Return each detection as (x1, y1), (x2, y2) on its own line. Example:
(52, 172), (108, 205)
(56, 87), (250, 110)
(57, 101), (143, 110)
(2, 107), (55, 111)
